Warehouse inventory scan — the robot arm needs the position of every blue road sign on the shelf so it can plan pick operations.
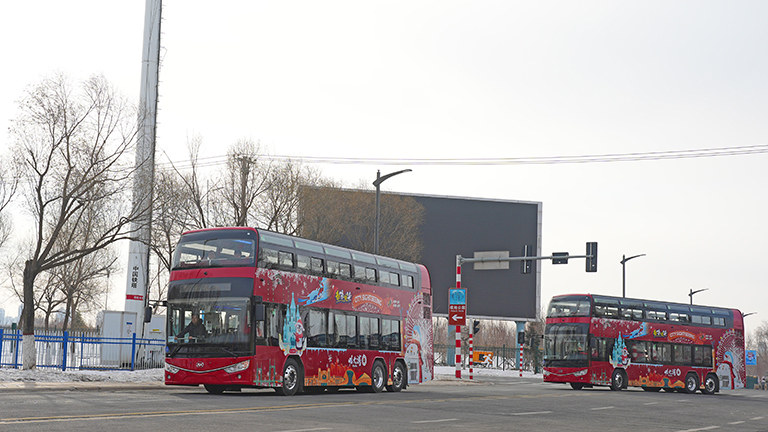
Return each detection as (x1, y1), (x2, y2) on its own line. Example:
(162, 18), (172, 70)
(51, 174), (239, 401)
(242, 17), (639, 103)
(746, 350), (757, 365)
(449, 288), (466, 305)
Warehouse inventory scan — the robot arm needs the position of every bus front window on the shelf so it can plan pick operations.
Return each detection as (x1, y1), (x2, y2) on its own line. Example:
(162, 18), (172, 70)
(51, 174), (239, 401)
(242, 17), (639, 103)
(544, 323), (589, 367)
(547, 296), (591, 318)
(172, 230), (257, 269)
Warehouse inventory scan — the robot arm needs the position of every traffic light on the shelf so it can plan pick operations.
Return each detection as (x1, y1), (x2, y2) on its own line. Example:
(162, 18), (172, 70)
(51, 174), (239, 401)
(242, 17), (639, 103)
(517, 331), (525, 345)
(521, 245), (532, 274)
(586, 242), (598, 272)
(473, 320), (481, 335)
(552, 252), (569, 264)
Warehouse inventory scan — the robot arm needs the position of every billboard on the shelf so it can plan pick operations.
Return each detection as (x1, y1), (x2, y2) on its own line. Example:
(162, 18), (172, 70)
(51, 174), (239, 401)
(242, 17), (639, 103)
(300, 188), (541, 321)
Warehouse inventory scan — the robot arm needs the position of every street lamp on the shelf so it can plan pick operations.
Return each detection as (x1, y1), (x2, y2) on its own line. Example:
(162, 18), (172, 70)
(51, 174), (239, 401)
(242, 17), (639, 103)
(743, 312), (757, 318)
(373, 169), (412, 254)
(688, 288), (709, 305)
(620, 253), (646, 298)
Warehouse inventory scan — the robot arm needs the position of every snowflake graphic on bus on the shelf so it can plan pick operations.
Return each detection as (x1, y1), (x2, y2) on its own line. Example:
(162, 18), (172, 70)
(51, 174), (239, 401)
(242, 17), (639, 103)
(279, 294), (306, 356)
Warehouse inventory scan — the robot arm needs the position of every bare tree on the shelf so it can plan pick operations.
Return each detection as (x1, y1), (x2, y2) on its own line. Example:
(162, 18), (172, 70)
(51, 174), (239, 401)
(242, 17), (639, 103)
(10, 74), (142, 369)
(216, 139), (271, 227)
(259, 161), (328, 235)
(300, 187), (425, 262)
(0, 155), (18, 249)
(170, 138), (216, 229)
(5, 255), (65, 331)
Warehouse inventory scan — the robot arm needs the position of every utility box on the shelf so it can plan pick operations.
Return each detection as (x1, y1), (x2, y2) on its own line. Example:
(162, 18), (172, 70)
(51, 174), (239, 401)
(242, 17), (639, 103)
(142, 314), (166, 368)
(100, 310), (137, 367)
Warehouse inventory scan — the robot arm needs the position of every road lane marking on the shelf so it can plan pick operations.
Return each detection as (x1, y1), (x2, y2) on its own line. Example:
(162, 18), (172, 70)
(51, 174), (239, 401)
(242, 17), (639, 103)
(727, 421), (744, 425)
(675, 426), (720, 432)
(280, 429), (331, 432)
(751, 416), (765, 420)
(590, 406), (614, 411)
(511, 411), (553, 416)
(412, 419), (458, 424)
(0, 392), (578, 426)
(643, 402), (659, 405)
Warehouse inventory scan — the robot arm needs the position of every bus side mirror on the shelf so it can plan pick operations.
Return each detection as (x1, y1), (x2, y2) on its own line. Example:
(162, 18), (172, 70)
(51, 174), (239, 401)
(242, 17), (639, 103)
(144, 306), (153, 323)
(253, 296), (265, 322)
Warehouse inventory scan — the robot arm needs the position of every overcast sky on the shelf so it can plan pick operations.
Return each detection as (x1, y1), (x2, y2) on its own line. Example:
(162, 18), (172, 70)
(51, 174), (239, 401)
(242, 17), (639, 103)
(1, 1), (767, 336)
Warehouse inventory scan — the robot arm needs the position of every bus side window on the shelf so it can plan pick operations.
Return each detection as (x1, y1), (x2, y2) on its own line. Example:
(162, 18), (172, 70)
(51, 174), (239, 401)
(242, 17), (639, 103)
(339, 262), (352, 280)
(296, 255), (311, 273)
(258, 248), (279, 269)
(308, 309), (327, 347)
(346, 315), (357, 349)
(278, 251), (294, 269)
(310, 257), (324, 275)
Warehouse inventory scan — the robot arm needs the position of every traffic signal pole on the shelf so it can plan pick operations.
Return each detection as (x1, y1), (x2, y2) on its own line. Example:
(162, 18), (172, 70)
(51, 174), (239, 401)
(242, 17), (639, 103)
(452, 242), (597, 380)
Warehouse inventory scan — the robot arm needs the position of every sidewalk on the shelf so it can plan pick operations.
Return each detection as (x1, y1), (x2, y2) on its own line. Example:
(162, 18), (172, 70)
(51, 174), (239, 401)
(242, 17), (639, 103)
(0, 367), (165, 392)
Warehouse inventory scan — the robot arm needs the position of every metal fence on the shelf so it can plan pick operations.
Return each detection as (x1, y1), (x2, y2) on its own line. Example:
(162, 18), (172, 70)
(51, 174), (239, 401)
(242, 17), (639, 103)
(434, 344), (522, 370)
(0, 328), (165, 371)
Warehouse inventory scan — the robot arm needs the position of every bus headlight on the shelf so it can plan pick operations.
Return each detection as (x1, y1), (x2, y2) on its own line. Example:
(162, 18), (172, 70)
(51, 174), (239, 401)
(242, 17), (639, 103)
(224, 360), (250, 374)
(165, 363), (180, 374)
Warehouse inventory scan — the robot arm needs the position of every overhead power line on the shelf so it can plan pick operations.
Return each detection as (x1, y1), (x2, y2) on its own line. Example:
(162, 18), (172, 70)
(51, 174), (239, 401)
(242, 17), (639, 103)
(155, 144), (768, 170)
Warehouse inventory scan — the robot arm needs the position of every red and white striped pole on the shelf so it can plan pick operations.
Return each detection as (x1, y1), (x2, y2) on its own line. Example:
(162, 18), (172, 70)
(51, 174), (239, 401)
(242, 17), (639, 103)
(469, 323), (474, 380)
(519, 343), (524, 378)
(455, 256), (462, 379)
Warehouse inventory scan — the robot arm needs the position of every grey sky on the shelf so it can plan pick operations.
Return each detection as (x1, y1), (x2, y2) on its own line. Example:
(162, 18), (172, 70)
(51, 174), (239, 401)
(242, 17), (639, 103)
(1, 1), (766, 334)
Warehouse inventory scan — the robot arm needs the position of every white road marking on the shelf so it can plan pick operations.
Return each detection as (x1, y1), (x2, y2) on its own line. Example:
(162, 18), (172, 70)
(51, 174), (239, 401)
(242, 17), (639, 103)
(280, 429), (331, 432)
(590, 406), (614, 411)
(727, 421), (745, 425)
(751, 416), (765, 420)
(643, 402), (659, 405)
(411, 419), (458, 424)
(511, 411), (553, 416)
(675, 426), (720, 432)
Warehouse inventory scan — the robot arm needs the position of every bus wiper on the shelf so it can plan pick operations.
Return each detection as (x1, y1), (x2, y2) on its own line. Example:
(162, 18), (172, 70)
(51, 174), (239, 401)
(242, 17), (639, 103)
(218, 346), (239, 357)
(169, 344), (183, 358)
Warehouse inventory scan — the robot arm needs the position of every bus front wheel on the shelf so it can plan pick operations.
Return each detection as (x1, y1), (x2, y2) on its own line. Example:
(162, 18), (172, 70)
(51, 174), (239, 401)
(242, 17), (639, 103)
(610, 369), (625, 391)
(278, 358), (302, 396)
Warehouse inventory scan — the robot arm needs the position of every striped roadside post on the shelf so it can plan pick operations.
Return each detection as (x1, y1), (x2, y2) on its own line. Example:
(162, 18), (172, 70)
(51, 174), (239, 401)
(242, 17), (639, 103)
(519, 343), (524, 377)
(469, 325), (474, 380)
(455, 256), (462, 379)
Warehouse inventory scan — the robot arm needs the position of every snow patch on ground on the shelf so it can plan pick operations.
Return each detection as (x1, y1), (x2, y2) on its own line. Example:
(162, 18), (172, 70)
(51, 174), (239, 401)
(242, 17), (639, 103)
(434, 365), (542, 379)
(0, 367), (164, 383)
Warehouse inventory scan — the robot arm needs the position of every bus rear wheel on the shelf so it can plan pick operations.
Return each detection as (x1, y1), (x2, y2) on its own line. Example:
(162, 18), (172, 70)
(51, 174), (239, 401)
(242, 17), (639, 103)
(386, 362), (406, 392)
(702, 374), (719, 395)
(610, 369), (625, 391)
(371, 361), (386, 393)
(685, 373), (699, 394)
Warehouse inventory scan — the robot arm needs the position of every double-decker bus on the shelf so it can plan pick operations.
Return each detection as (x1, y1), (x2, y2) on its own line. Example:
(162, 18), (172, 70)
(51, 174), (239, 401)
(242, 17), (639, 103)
(543, 294), (745, 394)
(164, 227), (433, 395)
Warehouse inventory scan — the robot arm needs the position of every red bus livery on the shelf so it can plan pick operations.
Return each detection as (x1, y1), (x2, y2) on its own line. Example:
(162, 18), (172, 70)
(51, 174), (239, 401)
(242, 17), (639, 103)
(544, 294), (745, 394)
(164, 228), (433, 395)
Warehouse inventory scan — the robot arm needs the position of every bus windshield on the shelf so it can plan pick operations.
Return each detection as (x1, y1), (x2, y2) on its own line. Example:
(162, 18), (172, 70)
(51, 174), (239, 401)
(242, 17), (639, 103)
(544, 323), (589, 367)
(172, 230), (257, 269)
(548, 295), (591, 317)
(167, 297), (252, 357)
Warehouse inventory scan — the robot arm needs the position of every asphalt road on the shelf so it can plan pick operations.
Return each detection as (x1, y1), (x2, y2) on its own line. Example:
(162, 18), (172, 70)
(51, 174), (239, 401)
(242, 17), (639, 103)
(1, 377), (766, 432)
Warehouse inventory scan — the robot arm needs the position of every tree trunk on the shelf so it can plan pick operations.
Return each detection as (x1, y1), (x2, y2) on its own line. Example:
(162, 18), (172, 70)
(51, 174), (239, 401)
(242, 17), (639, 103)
(22, 259), (38, 370)
(62, 292), (73, 333)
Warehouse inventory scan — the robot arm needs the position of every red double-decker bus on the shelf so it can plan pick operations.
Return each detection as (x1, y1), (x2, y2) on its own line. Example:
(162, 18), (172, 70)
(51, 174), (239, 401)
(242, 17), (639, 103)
(543, 294), (746, 394)
(164, 227), (433, 395)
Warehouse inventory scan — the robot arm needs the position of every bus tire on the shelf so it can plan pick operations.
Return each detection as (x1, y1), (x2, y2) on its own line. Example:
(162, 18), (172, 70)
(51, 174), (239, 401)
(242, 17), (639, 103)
(702, 373), (719, 395)
(570, 383), (584, 390)
(386, 361), (406, 392)
(371, 361), (386, 393)
(684, 373), (699, 394)
(610, 369), (625, 391)
(204, 384), (226, 395)
(278, 358), (302, 396)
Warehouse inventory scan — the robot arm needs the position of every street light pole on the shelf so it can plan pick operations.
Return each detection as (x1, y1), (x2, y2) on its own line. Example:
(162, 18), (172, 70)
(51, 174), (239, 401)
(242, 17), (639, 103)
(688, 288), (709, 305)
(373, 169), (412, 254)
(621, 253), (646, 298)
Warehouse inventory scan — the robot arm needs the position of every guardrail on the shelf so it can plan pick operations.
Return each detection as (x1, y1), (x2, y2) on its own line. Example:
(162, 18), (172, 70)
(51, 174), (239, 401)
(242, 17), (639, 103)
(0, 329), (165, 371)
